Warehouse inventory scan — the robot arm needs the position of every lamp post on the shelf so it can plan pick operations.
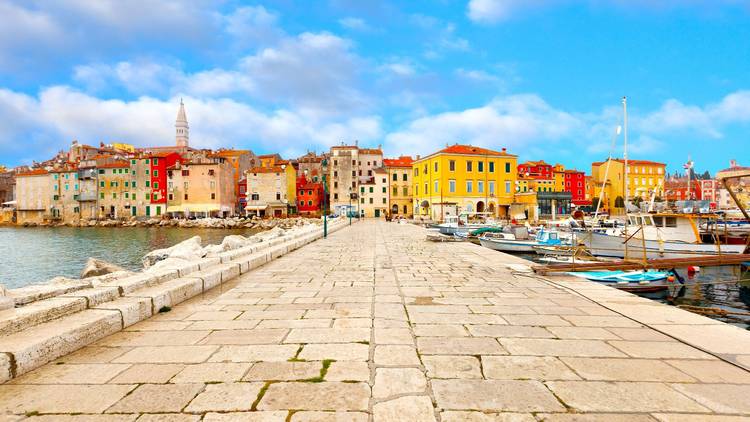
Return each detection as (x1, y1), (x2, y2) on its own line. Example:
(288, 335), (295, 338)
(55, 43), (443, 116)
(348, 187), (352, 225)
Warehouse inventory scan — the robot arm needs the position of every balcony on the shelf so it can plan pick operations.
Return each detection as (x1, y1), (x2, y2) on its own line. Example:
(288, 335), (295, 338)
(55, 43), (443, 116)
(78, 169), (97, 179)
(77, 192), (98, 202)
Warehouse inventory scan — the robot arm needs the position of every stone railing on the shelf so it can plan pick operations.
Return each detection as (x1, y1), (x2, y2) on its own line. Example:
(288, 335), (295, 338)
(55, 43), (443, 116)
(0, 217), (351, 382)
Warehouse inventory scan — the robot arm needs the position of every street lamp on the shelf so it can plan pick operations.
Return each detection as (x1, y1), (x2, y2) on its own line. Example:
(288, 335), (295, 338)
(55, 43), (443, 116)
(348, 186), (352, 225)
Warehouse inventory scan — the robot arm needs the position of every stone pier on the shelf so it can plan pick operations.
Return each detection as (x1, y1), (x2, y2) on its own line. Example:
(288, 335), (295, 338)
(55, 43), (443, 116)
(1, 220), (749, 420)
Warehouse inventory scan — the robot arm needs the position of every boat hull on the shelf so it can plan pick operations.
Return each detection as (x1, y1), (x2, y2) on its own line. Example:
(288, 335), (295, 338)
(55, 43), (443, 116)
(479, 238), (536, 253)
(577, 231), (745, 259)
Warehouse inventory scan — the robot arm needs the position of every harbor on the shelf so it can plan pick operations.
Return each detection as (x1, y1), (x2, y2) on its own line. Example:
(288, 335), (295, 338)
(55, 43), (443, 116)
(1, 220), (748, 419)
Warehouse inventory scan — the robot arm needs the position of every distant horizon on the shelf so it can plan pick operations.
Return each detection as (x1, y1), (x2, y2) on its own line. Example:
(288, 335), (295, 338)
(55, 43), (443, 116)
(1, 1), (748, 172)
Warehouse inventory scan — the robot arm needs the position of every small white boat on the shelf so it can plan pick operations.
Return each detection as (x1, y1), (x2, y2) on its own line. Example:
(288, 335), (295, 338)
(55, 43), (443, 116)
(480, 228), (566, 253)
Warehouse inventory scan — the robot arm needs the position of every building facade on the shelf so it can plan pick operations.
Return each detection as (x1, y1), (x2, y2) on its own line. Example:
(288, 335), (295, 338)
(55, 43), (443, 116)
(591, 158), (666, 214)
(412, 144), (518, 221)
(328, 145), (383, 215)
(296, 174), (324, 215)
(167, 158), (235, 218)
(359, 168), (388, 218)
(244, 164), (296, 217)
(383, 156), (414, 218)
(15, 169), (51, 224)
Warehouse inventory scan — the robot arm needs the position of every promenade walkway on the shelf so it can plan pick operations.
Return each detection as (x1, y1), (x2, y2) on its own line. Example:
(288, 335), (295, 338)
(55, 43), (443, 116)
(1, 220), (749, 421)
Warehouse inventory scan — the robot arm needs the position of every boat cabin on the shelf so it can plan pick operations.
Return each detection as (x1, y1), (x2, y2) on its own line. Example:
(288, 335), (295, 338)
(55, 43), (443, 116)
(624, 213), (701, 243)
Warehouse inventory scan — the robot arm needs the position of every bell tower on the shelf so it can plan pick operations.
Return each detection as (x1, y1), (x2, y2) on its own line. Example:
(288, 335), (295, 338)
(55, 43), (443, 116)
(175, 99), (189, 148)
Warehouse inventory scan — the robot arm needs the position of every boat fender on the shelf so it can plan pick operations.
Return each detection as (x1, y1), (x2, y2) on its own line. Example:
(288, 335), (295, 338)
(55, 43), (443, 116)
(668, 268), (685, 285)
(667, 275), (675, 284)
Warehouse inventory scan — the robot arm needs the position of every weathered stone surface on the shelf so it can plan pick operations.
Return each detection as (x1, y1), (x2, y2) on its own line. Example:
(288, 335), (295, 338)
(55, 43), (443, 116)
(172, 362), (252, 383)
(560, 357), (695, 382)
(109, 363), (185, 384)
(143, 236), (205, 268)
(291, 411), (369, 422)
(665, 359), (750, 383)
(94, 296), (153, 327)
(671, 383), (750, 414)
(203, 411), (288, 421)
(499, 338), (626, 357)
(417, 337), (506, 355)
(113, 345), (218, 363)
(8, 362), (129, 384)
(373, 367), (427, 398)
(0, 297), (87, 336)
(422, 355), (482, 379)
(258, 382), (370, 411)
(243, 361), (321, 381)
(285, 328), (370, 344)
(432, 379), (565, 412)
(300, 343), (369, 361)
(374, 345), (421, 365)
(185, 382), (264, 412)
(107, 383), (204, 413)
(208, 345), (299, 362)
(0, 384), (136, 414)
(547, 381), (709, 412)
(482, 356), (580, 381)
(80, 257), (128, 279)
(373, 396), (436, 422)
(608, 340), (714, 359)
(440, 412), (536, 422)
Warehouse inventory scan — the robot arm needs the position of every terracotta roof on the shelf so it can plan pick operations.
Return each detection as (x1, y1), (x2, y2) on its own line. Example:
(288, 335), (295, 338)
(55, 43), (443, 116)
(434, 144), (514, 157)
(359, 148), (383, 155)
(520, 160), (549, 166)
(148, 151), (180, 158)
(248, 166), (286, 174)
(98, 162), (130, 169)
(592, 158), (666, 166)
(215, 149), (251, 156)
(383, 156), (414, 167)
(258, 153), (281, 159)
(16, 169), (48, 177)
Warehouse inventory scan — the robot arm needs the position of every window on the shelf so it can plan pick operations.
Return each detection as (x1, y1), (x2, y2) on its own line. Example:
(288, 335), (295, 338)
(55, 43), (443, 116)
(208, 169), (215, 176)
(145, 181), (150, 187)
(478, 161), (484, 172)
(393, 173), (398, 181)
(449, 160), (455, 171)
(153, 170), (158, 177)
(369, 198), (373, 204)
(505, 181), (511, 193)
(308, 200), (313, 206)
(153, 158), (158, 165)
(131, 160), (136, 165)
(184, 194), (189, 200)
(183, 182), (188, 189)
(210, 181), (215, 189)
(466, 161), (473, 172)
(100, 181), (105, 188)
(145, 169), (149, 175)
(414, 168), (419, 176)
(334, 193), (339, 200)
(211, 193), (216, 200)
(449, 180), (456, 193)
(402, 173), (407, 181)
(505, 162), (511, 173)
(112, 193), (117, 199)
(424, 183), (428, 194)
(168, 193), (173, 200)
(182, 170), (189, 176)
(489, 181), (495, 193)
(466, 181), (473, 193)
(100, 192), (104, 199)
(434, 162), (438, 172)
(276, 192), (281, 200)
(478, 181), (484, 193)
(393, 187), (398, 196)
(415, 186), (419, 196)
(369, 187), (374, 193)
(434, 180), (438, 193)
(152, 193), (158, 201)
(154, 182), (159, 189)
(403, 187), (408, 196)
(382, 187), (386, 193)
(98, 169), (104, 174)
(125, 193), (129, 199)
(125, 181), (129, 187)
(145, 159), (150, 164)
(489, 162), (495, 173)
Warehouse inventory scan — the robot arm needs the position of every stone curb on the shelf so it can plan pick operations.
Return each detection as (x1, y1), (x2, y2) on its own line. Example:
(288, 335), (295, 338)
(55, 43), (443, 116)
(0, 219), (350, 382)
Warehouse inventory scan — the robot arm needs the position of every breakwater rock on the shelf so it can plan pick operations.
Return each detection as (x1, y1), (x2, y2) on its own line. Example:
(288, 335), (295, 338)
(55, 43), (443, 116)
(20, 216), (322, 230)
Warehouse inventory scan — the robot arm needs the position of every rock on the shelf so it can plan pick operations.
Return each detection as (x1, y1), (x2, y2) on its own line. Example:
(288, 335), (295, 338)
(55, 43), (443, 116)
(203, 235), (250, 255)
(142, 236), (205, 268)
(80, 258), (128, 279)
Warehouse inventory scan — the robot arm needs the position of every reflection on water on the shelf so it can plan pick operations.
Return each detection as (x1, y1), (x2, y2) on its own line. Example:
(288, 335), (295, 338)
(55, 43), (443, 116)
(0, 226), (261, 289)
(517, 253), (750, 330)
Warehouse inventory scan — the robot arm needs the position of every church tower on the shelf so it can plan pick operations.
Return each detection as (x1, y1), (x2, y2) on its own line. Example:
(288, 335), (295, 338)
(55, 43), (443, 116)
(175, 99), (189, 148)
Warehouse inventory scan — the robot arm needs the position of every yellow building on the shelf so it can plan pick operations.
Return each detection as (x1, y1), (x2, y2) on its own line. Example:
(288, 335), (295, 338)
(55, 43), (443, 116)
(359, 168), (388, 218)
(591, 158), (666, 214)
(412, 144), (517, 221)
(553, 164), (566, 192)
(15, 169), (51, 224)
(383, 156), (413, 218)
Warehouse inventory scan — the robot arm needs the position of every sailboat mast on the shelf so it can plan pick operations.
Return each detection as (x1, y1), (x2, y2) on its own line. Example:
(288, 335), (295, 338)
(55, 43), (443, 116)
(622, 96), (629, 210)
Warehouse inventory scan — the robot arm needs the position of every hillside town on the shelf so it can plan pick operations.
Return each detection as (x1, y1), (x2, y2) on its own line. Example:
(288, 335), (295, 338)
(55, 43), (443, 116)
(0, 101), (747, 226)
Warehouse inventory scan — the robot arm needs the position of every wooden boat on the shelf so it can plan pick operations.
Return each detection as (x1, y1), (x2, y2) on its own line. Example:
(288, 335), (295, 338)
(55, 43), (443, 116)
(480, 228), (566, 253)
(566, 270), (671, 283)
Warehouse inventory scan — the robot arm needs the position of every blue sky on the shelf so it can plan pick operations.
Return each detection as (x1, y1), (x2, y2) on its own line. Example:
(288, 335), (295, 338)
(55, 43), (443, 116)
(0, 0), (749, 174)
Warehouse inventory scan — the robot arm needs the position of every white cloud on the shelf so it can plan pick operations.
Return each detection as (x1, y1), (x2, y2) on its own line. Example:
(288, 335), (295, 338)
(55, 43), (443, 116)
(384, 94), (581, 156)
(467, 0), (533, 23)
(338, 17), (371, 31)
(0, 86), (382, 162)
(224, 5), (284, 48)
(455, 68), (500, 83)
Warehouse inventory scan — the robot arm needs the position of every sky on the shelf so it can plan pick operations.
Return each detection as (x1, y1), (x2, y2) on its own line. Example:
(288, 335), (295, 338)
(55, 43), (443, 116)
(0, 0), (749, 174)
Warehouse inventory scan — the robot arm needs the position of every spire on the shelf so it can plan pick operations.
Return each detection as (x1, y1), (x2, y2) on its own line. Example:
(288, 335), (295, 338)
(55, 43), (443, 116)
(175, 98), (189, 148)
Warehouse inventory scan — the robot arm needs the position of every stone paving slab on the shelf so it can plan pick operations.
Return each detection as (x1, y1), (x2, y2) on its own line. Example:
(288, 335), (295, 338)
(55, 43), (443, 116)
(2, 220), (750, 420)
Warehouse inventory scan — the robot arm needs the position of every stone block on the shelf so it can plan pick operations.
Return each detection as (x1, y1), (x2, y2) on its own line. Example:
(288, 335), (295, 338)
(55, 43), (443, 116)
(0, 309), (122, 377)
(61, 286), (121, 307)
(125, 277), (203, 314)
(0, 297), (87, 336)
(94, 296), (153, 327)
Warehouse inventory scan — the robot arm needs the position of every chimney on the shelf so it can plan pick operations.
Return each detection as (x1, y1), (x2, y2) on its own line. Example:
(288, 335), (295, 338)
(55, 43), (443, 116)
(502, 148), (507, 153)
(416, 155), (421, 160)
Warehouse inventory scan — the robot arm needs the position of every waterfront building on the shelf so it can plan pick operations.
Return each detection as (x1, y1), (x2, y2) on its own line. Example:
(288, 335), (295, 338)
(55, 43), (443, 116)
(328, 144), (383, 215)
(559, 169), (588, 206)
(591, 158), (666, 214)
(296, 173), (324, 215)
(383, 156), (414, 218)
(147, 152), (184, 215)
(97, 161), (134, 219)
(258, 154), (283, 168)
(166, 157), (235, 218)
(412, 144), (517, 220)
(715, 160), (750, 210)
(245, 163), (297, 217)
(700, 179), (718, 204)
(0, 169), (15, 205)
(664, 177), (702, 201)
(359, 168), (388, 218)
(214, 149), (257, 213)
(15, 169), (51, 224)
(49, 167), (81, 222)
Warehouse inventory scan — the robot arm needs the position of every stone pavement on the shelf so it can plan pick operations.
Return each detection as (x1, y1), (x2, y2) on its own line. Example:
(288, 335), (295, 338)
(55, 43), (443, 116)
(1, 220), (750, 421)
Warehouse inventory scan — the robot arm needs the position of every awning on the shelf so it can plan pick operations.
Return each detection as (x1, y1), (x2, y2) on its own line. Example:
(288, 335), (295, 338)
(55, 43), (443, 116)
(245, 204), (269, 211)
(2, 201), (16, 206)
(168, 204), (221, 213)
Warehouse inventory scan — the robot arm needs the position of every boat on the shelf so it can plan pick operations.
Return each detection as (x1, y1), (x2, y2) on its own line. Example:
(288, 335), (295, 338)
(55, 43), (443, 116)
(434, 212), (500, 235)
(479, 227), (566, 253)
(575, 212), (746, 259)
(566, 270), (671, 283)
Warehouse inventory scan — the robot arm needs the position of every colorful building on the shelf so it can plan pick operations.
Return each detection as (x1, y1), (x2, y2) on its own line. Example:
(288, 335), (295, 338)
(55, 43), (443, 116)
(296, 174), (324, 215)
(412, 144), (518, 221)
(15, 169), (51, 224)
(359, 168), (388, 218)
(166, 157), (235, 218)
(244, 163), (297, 217)
(383, 156), (414, 218)
(591, 158), (666, 214)
(328, 144), (383, 215)
(214, 149), (257, 212)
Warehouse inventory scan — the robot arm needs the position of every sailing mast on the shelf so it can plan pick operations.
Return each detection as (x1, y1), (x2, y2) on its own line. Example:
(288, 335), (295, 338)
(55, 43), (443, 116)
(622, 96), (629, 211)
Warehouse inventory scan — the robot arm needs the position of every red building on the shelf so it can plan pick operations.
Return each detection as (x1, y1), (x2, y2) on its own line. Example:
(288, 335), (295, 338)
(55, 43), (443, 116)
(518, 160), (553, 179)
(296, 174), (324, 215)
(664, 178), (702, 201)
(238, 177), (247, 211)
(149, 152), (183, 204)
(562, 170), (588, 205)
(700, 179), (718, 204)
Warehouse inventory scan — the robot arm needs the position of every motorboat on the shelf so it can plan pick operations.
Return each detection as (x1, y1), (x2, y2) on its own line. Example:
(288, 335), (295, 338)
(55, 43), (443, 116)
(434, 212), (500, 235)
(566, 270), (671, 283)
(575, 212), (746, 259)
(479, 227), (566, 253)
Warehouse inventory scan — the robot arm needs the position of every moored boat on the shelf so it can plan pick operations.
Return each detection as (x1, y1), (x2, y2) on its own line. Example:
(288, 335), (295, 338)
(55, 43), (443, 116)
(480, 227), (566, 253)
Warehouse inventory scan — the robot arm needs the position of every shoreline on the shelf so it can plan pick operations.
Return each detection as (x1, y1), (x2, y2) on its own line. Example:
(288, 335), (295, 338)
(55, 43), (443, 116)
(1, 215), (323, 230)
